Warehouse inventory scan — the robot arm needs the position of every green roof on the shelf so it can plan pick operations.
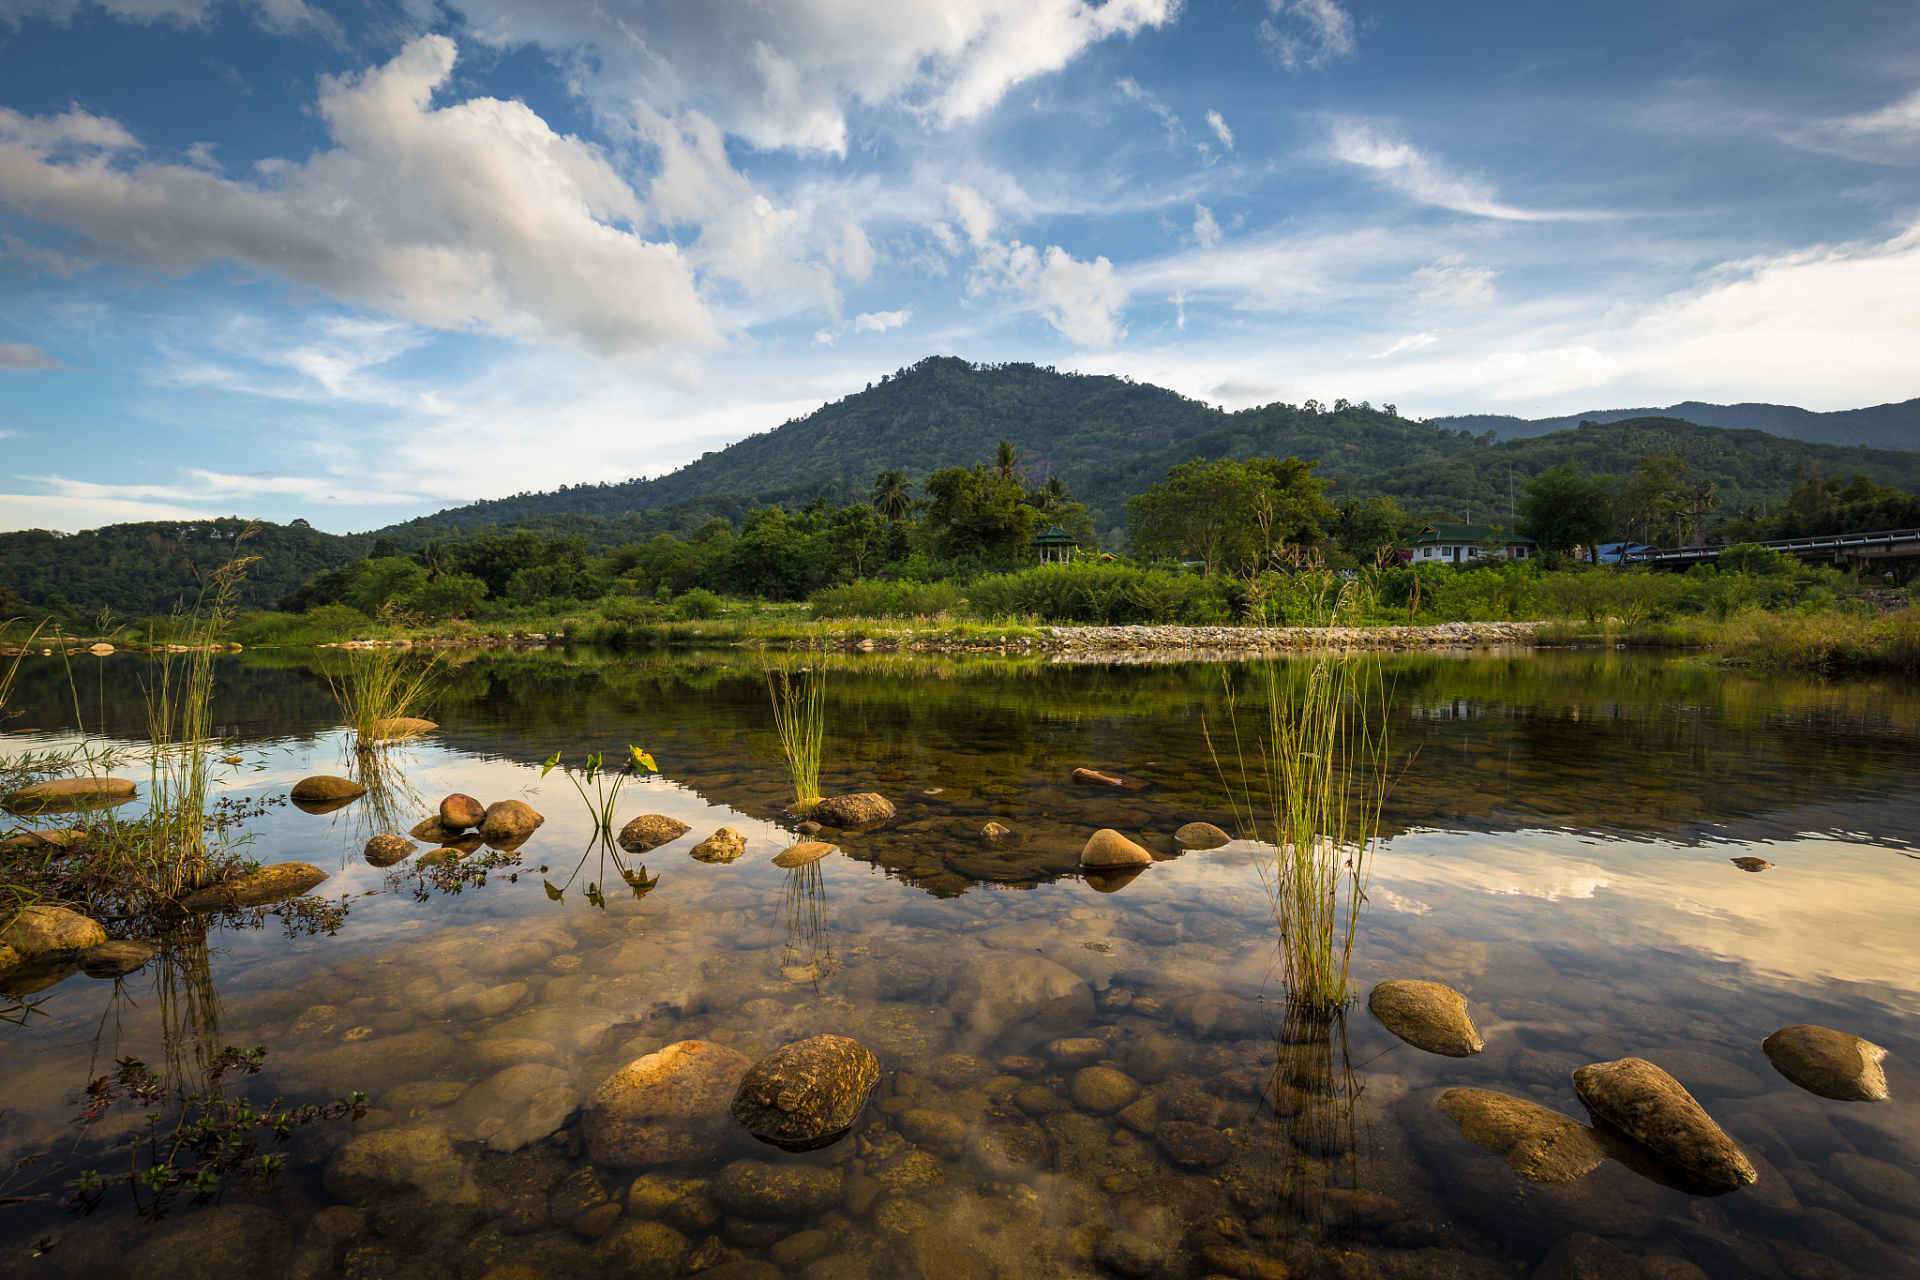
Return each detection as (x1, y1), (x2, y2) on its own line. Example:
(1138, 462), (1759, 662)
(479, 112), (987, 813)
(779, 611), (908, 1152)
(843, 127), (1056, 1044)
(1408, 523), (1536, 545)
(1032, 525), (1078, 545)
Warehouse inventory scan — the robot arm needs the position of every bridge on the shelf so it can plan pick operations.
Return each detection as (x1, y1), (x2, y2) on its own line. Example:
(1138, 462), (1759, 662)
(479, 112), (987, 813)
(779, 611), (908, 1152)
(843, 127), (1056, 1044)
(1627, 527), (1920, 569)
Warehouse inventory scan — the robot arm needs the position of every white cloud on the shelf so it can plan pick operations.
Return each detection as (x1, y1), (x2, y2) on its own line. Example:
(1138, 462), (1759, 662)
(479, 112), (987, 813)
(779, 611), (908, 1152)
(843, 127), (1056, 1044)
(1331, 121), (1595, 222)
(1412, 256), (1497, 304)
(452, 0), (1181, 157)
(0, 493), (221, 534)
(853, 309), (911, 332)
(1793, 86), (1920, 163)
(0, 38), (735, 358)
(1206, 110), (1233, 149)
(954, 188), (1128, 345)
(1193, 204), (1222, 249)
(0, 0), (342, 40)
(1372, 332), (1436, 358)
(947, 185), (999, 250)
(1118, 76), (1181, 145)
(1258, 0), (1355, 71)
(0, 340), (62, 369)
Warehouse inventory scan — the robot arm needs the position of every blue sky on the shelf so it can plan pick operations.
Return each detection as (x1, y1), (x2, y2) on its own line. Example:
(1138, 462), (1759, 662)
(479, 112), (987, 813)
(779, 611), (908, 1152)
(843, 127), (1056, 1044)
(2, 0), (1917, 533)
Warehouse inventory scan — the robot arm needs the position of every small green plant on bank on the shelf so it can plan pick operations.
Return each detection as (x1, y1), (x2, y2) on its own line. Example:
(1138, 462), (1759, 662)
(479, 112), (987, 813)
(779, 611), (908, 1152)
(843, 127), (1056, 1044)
(767, 658), (825, 814)
(540, 746), (658, 832)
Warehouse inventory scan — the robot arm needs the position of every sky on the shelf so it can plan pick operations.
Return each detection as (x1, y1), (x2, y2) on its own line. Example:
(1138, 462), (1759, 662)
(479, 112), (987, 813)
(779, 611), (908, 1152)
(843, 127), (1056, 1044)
(1, 0), (1918, 534)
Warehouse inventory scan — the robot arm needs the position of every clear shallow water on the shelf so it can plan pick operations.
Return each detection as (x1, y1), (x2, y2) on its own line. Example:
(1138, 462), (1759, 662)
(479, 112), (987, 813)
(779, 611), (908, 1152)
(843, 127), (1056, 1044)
(2, 647), (1919, 1279)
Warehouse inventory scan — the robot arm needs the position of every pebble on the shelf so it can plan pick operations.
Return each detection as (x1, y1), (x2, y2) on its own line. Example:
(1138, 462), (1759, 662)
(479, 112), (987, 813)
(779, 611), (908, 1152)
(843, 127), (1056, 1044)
(1071, 1066), (1141, 1115)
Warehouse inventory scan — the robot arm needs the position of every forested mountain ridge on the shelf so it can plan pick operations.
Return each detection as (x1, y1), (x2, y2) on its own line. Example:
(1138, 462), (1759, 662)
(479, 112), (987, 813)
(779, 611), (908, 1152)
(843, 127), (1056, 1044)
(1437, 398), (1920, 451)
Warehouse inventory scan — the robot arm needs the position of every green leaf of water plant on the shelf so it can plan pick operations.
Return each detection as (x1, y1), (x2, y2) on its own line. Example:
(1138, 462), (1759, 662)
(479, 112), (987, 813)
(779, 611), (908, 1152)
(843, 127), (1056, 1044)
(629, 746), (658, 772)
(540, 751), (561, 778)
(542, 880), (563, 901)
(586, 882), (605, 909)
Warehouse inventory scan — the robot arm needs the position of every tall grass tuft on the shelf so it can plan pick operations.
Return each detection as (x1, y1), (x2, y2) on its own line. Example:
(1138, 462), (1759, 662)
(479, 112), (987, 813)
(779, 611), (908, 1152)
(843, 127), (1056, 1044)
(327, 648), (440, 753)
(767, 657), (826, 815)
(1209, 575), (1394, 1013)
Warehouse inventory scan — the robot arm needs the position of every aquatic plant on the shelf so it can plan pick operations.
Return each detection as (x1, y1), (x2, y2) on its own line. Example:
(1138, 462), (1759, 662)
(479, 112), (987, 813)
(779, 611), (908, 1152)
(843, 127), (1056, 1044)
(767, 659), (826, 814)
(326, 646), (441, 753)
(1210, 576), (1394, 1012)
(777, 857), (838, 990)
(540, 745), (658, 832)
(540, 838), (658, 910)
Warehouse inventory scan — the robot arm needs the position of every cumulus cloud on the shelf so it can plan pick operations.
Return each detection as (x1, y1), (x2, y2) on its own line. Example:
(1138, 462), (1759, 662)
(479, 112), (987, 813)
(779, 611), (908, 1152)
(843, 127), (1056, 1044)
(1258, 0), (1355, 71)
(0, 38), (731, 357)
(951, 187), (1128, 346)
(0, 340), (62, 369)
(1331, 121), (1596, 221)
(853, 308), (911, 332)
(1206, 110), (1233, 149)
(0, 0), (342, 41)
(452, 0), (1181, 156)
(1412, 256), (1497, 304)
(1193, 204), (1222, 249)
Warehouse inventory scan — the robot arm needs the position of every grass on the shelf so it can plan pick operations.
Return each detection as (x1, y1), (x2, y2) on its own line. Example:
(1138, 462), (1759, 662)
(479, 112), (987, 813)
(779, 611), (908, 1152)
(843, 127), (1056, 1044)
(767, 656), (826, 814)
(1209, 577), (1394, 1013)
(325, 647), (441, 752)
(1719, 606), (1920, 674)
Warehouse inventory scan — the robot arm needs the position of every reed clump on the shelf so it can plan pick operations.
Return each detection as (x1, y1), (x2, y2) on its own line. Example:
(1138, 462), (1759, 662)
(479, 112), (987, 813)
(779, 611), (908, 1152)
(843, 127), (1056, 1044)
(767, 657), (826, 815)
(326, 647), (441, 753)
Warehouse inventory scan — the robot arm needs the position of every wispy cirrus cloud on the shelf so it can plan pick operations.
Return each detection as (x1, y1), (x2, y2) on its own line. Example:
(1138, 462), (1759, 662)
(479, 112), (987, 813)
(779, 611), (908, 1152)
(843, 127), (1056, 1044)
(1791, 86), (1920, 164)
(1259, 0), (1357, 71)
(0, 340), (63, 369)
(1330, 121), (1603, 222)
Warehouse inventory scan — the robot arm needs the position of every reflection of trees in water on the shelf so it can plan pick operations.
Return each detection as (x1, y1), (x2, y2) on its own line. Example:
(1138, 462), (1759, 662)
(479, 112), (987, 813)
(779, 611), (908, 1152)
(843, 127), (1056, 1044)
(778, 861), (837, 990)
(1250, 1004), (1368, 1242)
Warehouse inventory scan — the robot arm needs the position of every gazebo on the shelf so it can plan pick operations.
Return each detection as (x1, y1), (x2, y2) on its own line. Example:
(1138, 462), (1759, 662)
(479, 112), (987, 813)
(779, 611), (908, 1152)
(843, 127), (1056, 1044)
(1033, 525), (1078, 564)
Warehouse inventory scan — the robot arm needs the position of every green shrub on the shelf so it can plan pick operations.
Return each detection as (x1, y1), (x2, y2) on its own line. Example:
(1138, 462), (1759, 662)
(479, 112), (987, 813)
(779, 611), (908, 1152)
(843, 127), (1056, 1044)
(308, 603), (373, 638)
(400, 574), (487, 621)
(675, 588), (723, 620)
(965, 562), (1228, 624)
(809, 579), (965, 619)
(600, 596), (669, 623)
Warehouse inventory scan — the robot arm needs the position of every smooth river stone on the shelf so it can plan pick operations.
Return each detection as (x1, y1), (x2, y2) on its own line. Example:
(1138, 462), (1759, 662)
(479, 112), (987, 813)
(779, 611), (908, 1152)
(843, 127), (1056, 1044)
(1080, 829), (1152, 869)
(729, 1034), (880, 1151)
(1762, 1024), (1890, 1102)
(584, 1040), (753, 1166)
(772, 841), (836, 869)
(620, 815), (692, 853)
(1368, 980), (1484, 1057)
(178, 862), (329, 911)
(1571, 1058), (1756, 1193)
(1173, 822), (1232, 849)
(1436, 1088), (1608, 1183)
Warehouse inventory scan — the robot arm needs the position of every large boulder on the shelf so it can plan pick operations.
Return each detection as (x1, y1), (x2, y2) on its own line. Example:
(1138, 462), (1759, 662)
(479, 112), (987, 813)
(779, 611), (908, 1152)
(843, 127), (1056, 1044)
(178, 863), (329, 911)
(583, 1041), (753, 1166)
(1368, 980), (1484, 1057)
(3, 776), (137, 812)
(0, 904), (107, 957)
(619, 815), (691, 853)
(690, 827), (748, 863)
(1081, 829), (1152, 869)
(943, 955), (1093, 1050)
(290, 775), (366, 802)
(480, 800), (544, 846)
(730, 1034), (879, 1151)
(1571, 1058), (1755, 1193)
(809, 794), (895, 829)
(440, 794), (486, 829)
(1762, 1024), (1889, 1102)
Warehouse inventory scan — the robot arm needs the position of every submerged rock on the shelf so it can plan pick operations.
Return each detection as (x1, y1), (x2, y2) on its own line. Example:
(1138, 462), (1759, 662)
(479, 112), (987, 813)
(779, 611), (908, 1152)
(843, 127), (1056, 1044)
(479, 800), (544, 845)
(1368, 979), (1484, 1057)
(1436, 1088), (1608, 1183)
(130, 1204), (293, 1280)
(1070, 768), (1124, 787)
(440, 793), (485, 829)
(772, 841), (835, 868)
(943, 955), (1093, 1048)
(1071, 1066), (1141, 1114)
(711, 1160), (844, 1218)
(1154, 1120), (1230, 1168)
(1169, 992), (1263, 1039)
(0, 904), (107, 957)
(323, 1123), (478, 1207)
(1571, 1058), (1755, 1193)
(0, 827), (86, 853)
(729, 1033), (879, 1151)
(591, 1220), (689, 1280)
(1173, 822), (1232, 849)
(1080, 829), (1152, 869)
(583, 1040), (753, 1166)
(981, 822), (1019, 845)
(690, 827), (748, 863)
(410, 814), (466, 844)
(1531, 1233), (1640, 1280)
(619, 815), (691, 853)
(364, 834), (417, 867)
(370, 717), (437, 740)
(809, 794), (895, 828)
(178, 862), (329, 911)
(3, 776), (137, 811)
(289, 775), (365, 802)
(1762, 1024), (1889, 1102)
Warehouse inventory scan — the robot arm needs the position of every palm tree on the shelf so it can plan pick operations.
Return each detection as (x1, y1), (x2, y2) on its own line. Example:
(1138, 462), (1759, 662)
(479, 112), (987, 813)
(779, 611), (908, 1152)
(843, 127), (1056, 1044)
(871, 469), (914, 523)
(992, 439), (1024, 483)
(1032, 475), (1070, 515)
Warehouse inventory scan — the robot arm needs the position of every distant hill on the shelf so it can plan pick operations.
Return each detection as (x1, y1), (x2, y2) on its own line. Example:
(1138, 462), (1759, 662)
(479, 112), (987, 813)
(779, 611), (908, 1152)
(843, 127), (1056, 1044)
(1436, 399), (1920, 452)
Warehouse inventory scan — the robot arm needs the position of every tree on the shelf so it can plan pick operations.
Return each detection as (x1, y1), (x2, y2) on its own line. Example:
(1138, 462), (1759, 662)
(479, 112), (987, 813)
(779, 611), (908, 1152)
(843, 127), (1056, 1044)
(1332, 496), (1406, 565)
(871, 470), (914, 523)
(921, 466), (1039, 562)
(992, 439), (1024, 483)
(828, 504), (885, 579)
(1618, 454), (1688, 548)
(1517, 464), (1615, 558)
(1127, 456), (1331, 576)
(726, 506), (816, 599)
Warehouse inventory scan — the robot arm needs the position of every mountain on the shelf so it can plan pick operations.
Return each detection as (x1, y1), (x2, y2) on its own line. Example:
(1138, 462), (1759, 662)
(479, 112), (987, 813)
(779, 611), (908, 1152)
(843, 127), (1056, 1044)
(1435, 399), (1920, 452)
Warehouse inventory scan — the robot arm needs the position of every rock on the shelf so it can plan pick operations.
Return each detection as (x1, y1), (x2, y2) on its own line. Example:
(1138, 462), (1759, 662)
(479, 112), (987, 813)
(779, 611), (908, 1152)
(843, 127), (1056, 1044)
(1368, 979), (1483, 1057)
(1154, 1121), (1230, 1168)
(1530, 1233), (1639, 1280)
(710, 1160), (843, 1218)
(1636, 1261), (1710, 1280)
(1071, 768), (1124, 787)
(1828, 1152), (1920, 1215)
(967, 1123), (1052, 1180)
(410, 814), (468, 843)
(1174, 822), (1232, 848)
(1116, 1096), (1158, 1133)
(1640, 1046), (1770, 1098)
(772, 841), (835, 869)
(471, 1039), (556, 1070)
(910, 1226), (990, 1280)
(1664, 1217), (1790, 1280)
(873, 1149), (945, 1193)
(1197, 1244), (1290, 1280)
(178, 862), (329, 911)
(620, 815), (692, 853)
(371, 717), (438, 740)
(572, 1201), (623, 1238)
(1081, 829), (1152, 869)
(942, 955), (1094, 1048)
(584, 1040), (754, 1166)
(691, 828), (748, 863)
(1071, 1066), (1141, 1114)
(363, 834), (417, 866)
(0, 904), (107, 957)
(438, 793), (485, 828)
(729, 1034), (879, 1151)
(705, 1261), (783, 1280)
(322, 1123), (478, 1207)
(1730, 857), (1773, 872)
(480, 800), (544, 845)
(1571, 1058), (1755, 1193)
(770, 1230), (834, 1271)
(1126, 1035), (1191, 1083)
(591, 1220), (689, 1280)
(128, 1204), (293, 1280)
(1436, 1089), (1609, 1183)
(900, 1109), (969, 1146)
(1763, 1025), (1890, 1103)
(1045, 1037), (1109, 1068)
(1803, 1206), (1920, 1277)
(810, 794), (896, 828)
(1170, 991), (1263, 1039)
(78, 939), (157, 978)
(451, 982), (528, 1021)
(981, 822), (1019, 845)
(0, 827), (85, 852)
(3, 776), (137, 810)
(290, 775), (365, 802)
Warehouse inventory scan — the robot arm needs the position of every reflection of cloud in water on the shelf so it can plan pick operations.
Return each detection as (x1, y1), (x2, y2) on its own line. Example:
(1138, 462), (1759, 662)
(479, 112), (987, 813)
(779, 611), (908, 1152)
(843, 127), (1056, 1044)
(1373, 888), (1430, 915)
(1376, 829), (1920, 1010)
